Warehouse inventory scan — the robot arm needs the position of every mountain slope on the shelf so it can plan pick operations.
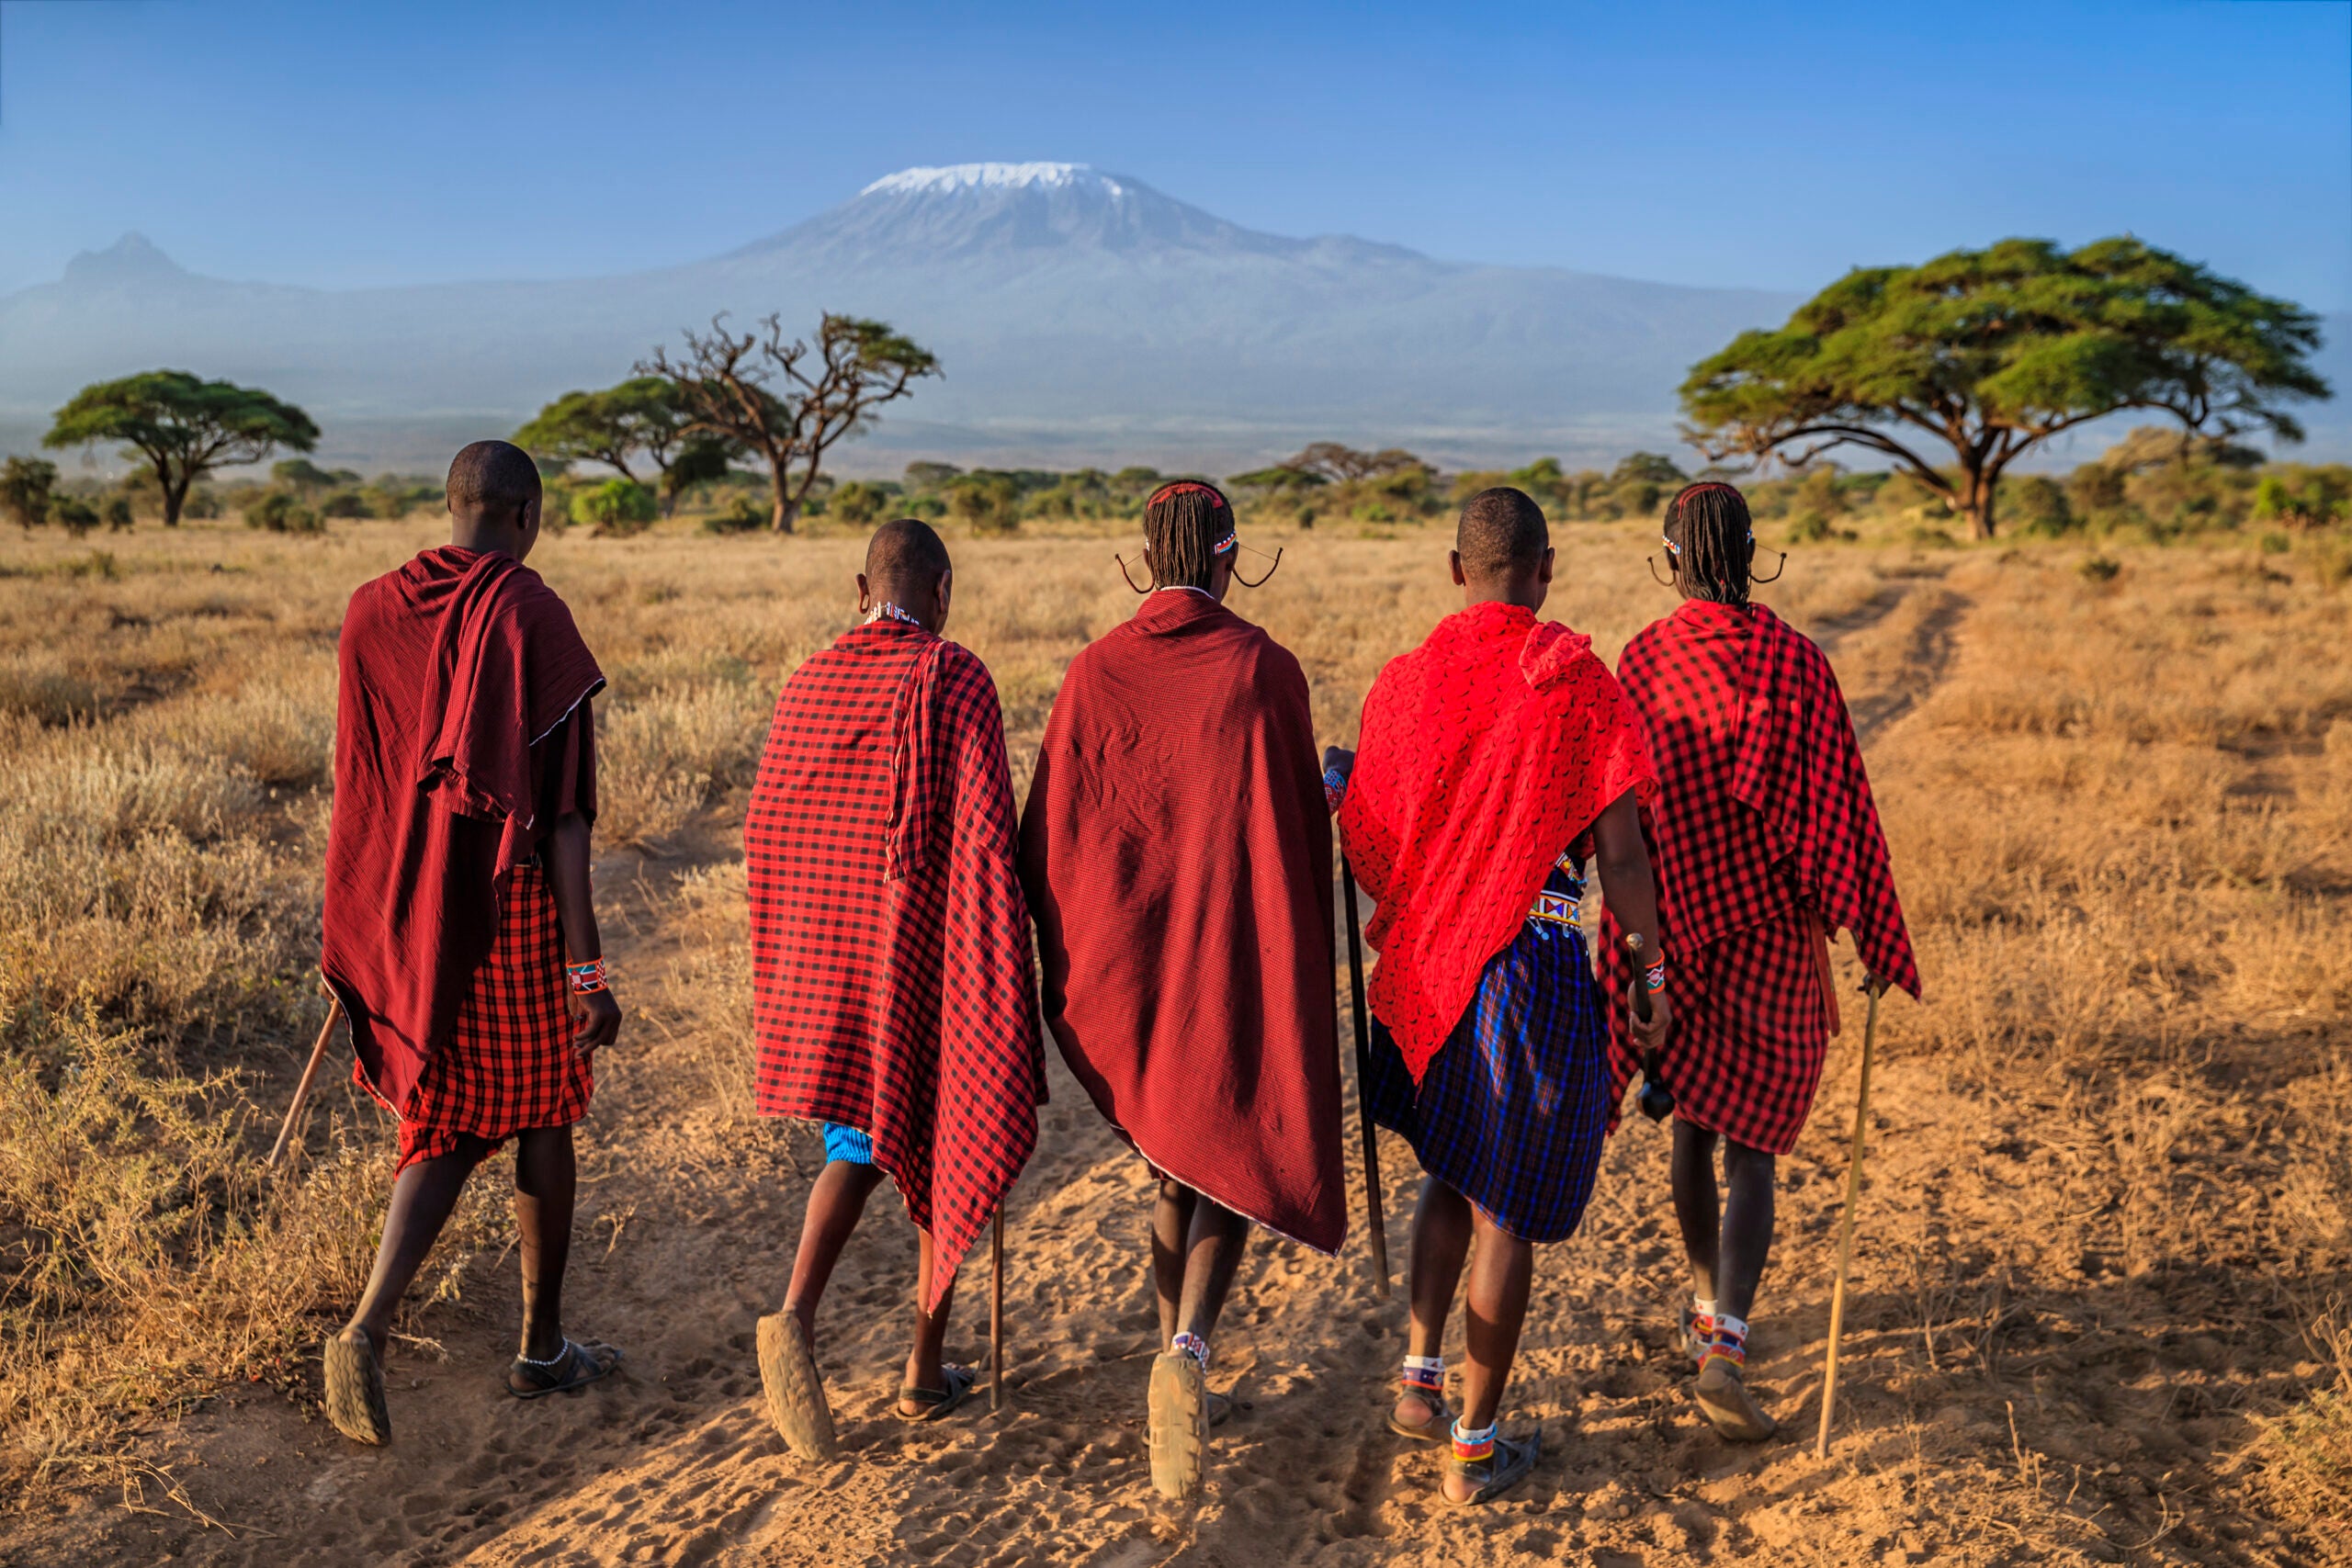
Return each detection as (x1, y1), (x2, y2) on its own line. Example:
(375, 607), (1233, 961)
(1, 164), (2338, 471)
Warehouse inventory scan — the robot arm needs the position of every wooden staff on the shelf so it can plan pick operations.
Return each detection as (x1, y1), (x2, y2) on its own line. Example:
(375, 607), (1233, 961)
(1339, 856), (1391, 1298)
(267, 993), (345, 1169)
(990, 1208), (1006, 1414)
(1815, 976), (1887, 1459)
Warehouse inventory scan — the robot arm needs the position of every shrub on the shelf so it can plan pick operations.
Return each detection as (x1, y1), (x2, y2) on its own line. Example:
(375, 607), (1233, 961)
(244, 491), (322, 535)
(181, 487), (223, 520)
(2079, 555), (2122, 583)
(102, 497), (133, 532)
(571, 478), (658, 536)
(319, 489), (373, 520)
(831, 480), (890, 525)
(1, 457), (57, 529)
(2007, 475), (2075, 537)
(944, 473), (1020, 536)
(2261, 532), (2293, 556)
(700, 494), (767, 535)
(47, 495), (99, 536)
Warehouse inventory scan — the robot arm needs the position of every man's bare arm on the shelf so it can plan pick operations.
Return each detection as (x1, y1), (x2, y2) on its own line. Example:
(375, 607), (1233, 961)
(541, 810), (621, 1051)
(1591, 790), (1672, 1050)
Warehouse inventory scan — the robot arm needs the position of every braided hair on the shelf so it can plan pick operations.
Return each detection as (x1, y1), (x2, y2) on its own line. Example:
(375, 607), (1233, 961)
(1663, 481), (1756, 605)
(1143, 480), (1236, 591)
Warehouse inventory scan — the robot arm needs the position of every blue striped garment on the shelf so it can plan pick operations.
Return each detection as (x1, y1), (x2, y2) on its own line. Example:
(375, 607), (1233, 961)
(821, 1122), (876, 1166)
(1365, 863), (1613, 1243)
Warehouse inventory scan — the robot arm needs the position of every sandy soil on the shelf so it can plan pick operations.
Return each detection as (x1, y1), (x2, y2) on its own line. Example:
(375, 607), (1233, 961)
(5, 564), (2335, 1568)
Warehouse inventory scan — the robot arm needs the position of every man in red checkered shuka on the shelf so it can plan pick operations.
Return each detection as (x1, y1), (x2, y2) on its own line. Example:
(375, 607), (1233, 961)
(320, 441), (625, 1447)
(742, 519), (1043, 1462)
(1601, 480), (1919, 1444)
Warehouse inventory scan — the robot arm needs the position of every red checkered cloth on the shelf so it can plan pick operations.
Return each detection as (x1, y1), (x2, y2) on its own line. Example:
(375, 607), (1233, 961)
(1601, 600), (1918, 1153)
(357, 862), (593, 1171)
(1020, 590), (1345, 1254)
(1339, 601), (1654, 1083)
(746, 620), (1043, 1310)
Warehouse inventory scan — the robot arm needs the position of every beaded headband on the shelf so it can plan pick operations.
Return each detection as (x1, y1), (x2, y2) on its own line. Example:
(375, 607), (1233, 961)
(1147, 480), (1238, 552)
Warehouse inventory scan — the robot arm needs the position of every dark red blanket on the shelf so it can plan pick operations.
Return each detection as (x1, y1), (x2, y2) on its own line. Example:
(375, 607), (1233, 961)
(1340, 602), (1654, 1082)
(1020, 592), (1344, 1252)
(323, 547), (604, 1111)
(747, 621), (1043, 1307)
(1614, 600), (1917, 998)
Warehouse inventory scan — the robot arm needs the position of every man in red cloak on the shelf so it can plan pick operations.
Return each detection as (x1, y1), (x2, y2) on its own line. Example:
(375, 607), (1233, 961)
(321, 440), (623, 1447)
(1335, 487), (1670, 1506)
(742, 519), (1043, 1461)
(1021, 480), (1343, 1501)
(1604, 480), (1920, 1442)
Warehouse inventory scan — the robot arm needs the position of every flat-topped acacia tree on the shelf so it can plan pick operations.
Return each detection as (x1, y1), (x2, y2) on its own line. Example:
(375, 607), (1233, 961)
(44, 371), (319, 527)
(638, 313), (938, 533)
(1679, 238), (2330, 538)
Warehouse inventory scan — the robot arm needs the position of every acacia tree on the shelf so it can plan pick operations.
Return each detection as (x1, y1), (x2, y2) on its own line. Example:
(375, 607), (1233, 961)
(1680, 238), (2329, 538)
(638, 313), (938, 533)
(44, 371), (318, 527)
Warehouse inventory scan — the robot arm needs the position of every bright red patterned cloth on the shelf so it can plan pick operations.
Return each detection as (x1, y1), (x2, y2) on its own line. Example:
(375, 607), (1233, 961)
(324, 546), (603, 1113)
(1602, 599), (1917, 1153)
(1020, 591), (1345, 1253)
(747, 620), (1043, 1308)
(362, 862), (594, 1171)
(1339, 601), (1654, 1084)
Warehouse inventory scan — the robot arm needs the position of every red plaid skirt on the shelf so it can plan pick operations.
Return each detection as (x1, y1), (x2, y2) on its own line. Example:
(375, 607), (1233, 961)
(1608, 906), (1833, 1156)
(357, 863), (592, 1171)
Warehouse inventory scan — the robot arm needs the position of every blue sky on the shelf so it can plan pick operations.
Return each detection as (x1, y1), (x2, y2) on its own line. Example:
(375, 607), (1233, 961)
(0, 0), (2346, 309)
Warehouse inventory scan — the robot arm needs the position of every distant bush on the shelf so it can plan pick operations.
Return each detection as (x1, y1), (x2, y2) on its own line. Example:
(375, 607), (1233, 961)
(830, 481), (891, 525)
(2078, 555), (2121, 583)
(572, 479), (658, 536)
(102, 497), (134, 532)
(182, 487), (224, 520)
(945, 473), (1021, 536)
(319, 489), (372, 520)
(245, 491), (322, 535)
(47, 495), (99, 536)
(2, 457), (58, 529)
(700, 494), (766, 535)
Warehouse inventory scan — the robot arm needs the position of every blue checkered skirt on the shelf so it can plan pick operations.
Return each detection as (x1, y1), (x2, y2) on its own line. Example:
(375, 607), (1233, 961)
(1365, 867), (1612, 1244)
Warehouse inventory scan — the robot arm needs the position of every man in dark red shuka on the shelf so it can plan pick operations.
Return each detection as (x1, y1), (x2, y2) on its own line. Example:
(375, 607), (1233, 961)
(1021, 480), (1343, 1502)
(1334, 487), (1671, 1506)
(320, 440), (624, 1447)
(1602, 480), (1919, 1444)
(741, 518), (1043, 1462)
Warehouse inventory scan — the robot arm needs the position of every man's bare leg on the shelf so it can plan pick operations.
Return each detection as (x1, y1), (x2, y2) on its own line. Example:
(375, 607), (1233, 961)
(1670, 1119), (1723, 1304)
(337, 1135), (492, 1359)
(784, 1159), (888, 1342)
(899, 1227), (959, 1416)
(512, 1124), (575, 1367)
(1445, 1210), (1534, 1504)
(1174, 1189), (1249, 1343)
(1715, 1140), (1776, 1321)
(1151, 1179), (1199, 1344)
(1394, 1177), (1473, 1430)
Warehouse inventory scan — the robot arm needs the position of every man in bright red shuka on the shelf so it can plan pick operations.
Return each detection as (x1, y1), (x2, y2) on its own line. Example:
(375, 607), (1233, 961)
(1603, 480), (1920, 1443)
(321, 440), (624, 1447)
(1020, 480), (1343, 1502)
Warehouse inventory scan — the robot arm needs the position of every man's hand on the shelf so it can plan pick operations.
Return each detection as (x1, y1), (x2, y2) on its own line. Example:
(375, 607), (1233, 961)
(569, 987), (622, 1054)
(1631, 990), (1673, 1054)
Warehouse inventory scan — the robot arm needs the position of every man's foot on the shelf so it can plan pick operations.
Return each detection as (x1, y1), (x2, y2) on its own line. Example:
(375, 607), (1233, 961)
(507, 1337), (623, 1399)
(322, 1326), (391, 1446)
(1442, 1429), (1540, 1506)
(1148, 1351), (1208, 1500)
(1692, 1355), (1776, 1442)
(757, 1313), (841, 1461)
(1388, 1386), (1451, 1444)
(895, 1364), (978, 1423)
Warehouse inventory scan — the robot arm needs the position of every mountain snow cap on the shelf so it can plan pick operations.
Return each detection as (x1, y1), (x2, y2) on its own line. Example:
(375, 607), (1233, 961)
(860, 163), (1126, 199)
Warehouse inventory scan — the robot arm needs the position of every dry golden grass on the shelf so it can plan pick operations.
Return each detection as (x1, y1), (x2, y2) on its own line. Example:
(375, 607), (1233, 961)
(1, 510), (2346, 1559)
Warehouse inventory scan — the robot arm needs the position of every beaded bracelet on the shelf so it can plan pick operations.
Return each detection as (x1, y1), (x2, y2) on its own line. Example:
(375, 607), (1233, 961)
(1322, 766), (1349, 814)
(1643, 962), (1666, 994)
(566, 957), (609, 995)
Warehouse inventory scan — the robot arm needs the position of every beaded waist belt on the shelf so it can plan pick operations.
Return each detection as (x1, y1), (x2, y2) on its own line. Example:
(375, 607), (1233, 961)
(1530, 889), (1583, 927)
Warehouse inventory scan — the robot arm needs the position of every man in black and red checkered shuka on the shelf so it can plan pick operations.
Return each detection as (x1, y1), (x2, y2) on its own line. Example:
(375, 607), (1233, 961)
(1600, 480), (1920, 1445)
(320, 440), (625, 1448)
(741, 518), (1043, 1460)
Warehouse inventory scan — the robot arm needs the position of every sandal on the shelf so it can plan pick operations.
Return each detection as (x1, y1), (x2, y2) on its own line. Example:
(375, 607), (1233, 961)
(1205, 1389), (1235, 1429)
(1148, 1351), (1209, 1501)
(1443, 1429), (1541, 1507)
(757, 1313), (840, 1461)
(1388, 1397), (1453, 1444)
(323, 1330), (391, 1446)
(895, 1364), (977, 1423)
(508, 1337), (622, 1399)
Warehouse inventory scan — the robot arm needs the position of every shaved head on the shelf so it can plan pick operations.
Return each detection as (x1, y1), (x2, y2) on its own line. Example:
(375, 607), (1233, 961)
(1455, 487), (1549, 580)
(447, 440), (541, 518)
(865, 516), (951, 592)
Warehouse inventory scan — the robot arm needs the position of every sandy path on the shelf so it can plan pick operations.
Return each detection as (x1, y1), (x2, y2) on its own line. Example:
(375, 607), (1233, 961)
(18, 579), (2328, 1568)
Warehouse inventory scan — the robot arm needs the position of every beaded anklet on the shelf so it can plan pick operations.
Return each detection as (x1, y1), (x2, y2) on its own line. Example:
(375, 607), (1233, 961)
(1170, 1331), (1210, 1371)
(1450, 1418), (1497, 1464)
(1702, 1312), (1749, 1371)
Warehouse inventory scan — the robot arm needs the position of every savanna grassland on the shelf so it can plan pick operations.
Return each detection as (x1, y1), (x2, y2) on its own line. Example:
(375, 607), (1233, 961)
(1, 507), (2347, 1567)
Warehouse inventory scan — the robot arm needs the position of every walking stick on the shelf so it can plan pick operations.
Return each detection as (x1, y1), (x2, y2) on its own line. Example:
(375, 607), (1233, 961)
(990, 1207), (1006, 1414)
(1815, 975), (1887, 1459)
(1338, 856), (1391, 1297)
(267, 992), (345, 1169)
